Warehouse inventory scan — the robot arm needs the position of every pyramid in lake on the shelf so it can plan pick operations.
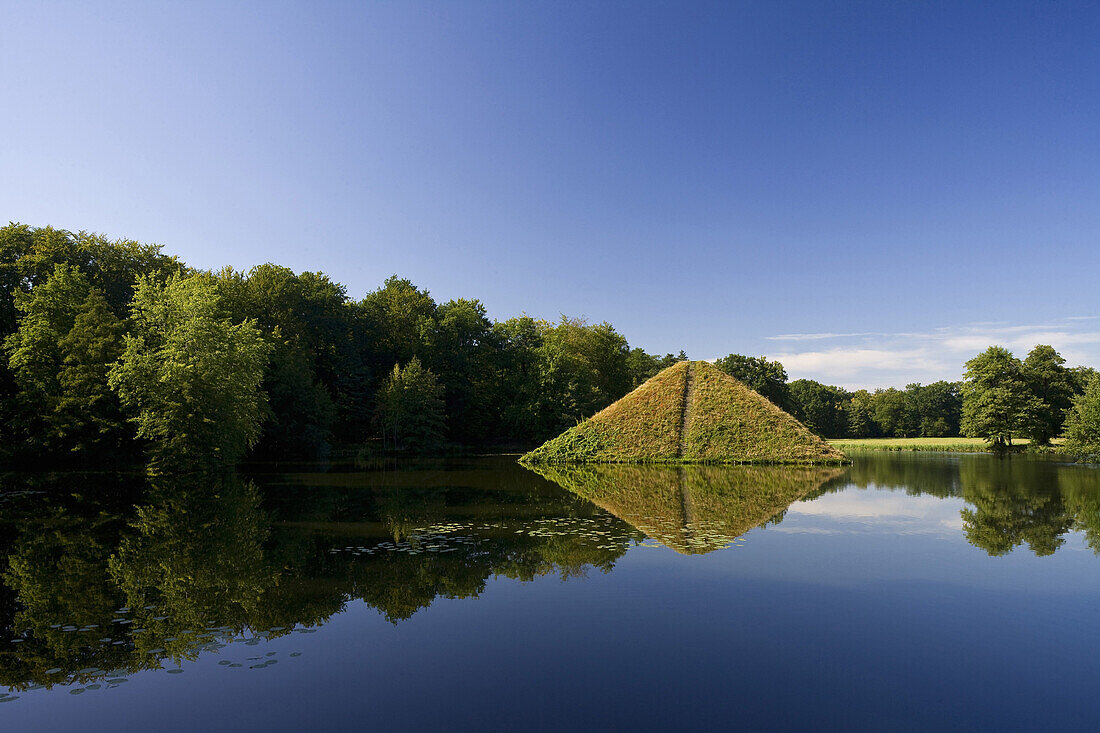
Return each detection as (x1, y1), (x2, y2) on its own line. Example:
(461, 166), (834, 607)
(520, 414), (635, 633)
(520, 360), (847, 464)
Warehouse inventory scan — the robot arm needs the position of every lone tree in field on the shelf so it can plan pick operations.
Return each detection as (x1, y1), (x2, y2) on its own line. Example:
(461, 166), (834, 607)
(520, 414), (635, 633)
(1064, 375), (1100, 456)
(961, 346), (1041, 450)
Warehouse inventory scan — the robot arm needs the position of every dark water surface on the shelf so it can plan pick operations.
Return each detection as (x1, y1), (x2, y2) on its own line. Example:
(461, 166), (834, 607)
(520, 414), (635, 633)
(1, 453), (1099, 731)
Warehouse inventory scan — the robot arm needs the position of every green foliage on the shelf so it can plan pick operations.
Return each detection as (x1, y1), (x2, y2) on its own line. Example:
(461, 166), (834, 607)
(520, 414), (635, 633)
(714, 353), (793, 412)
(108, 274), (271, 468)
(870, 387), (918, 438)
(492, 316), (544, 442)
(532, 317), (633, 437)
(961, 346), (1044, 449)
(374, 357), (446, 453)
(908, 381), (962, 437)
(359, 275), (437, 369)
(420, 298), (498, 444)
(846, 390), (877, 438)
(1022, 344), (1076, 445)
(788, 379), (851, 437)
(214, 264), (351, 459)
(4, 264), (127, 455)
(627, 348), (687, 388)
(1063, 375), (1100, 456)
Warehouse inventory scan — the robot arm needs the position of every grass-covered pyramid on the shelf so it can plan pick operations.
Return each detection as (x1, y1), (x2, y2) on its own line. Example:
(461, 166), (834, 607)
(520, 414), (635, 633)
(520, 360), (847, 464)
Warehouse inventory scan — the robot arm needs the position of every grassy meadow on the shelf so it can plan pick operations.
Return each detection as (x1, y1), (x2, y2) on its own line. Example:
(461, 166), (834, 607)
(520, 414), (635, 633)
(829, 437), (1067, 453)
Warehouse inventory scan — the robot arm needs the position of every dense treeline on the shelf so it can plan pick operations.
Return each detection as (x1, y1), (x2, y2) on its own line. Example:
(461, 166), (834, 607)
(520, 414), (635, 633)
(4, 223), (1099, 466)
(0, 224), (688, 466)
(715, 347), (1099, 449)
(714, 354), (968, 439)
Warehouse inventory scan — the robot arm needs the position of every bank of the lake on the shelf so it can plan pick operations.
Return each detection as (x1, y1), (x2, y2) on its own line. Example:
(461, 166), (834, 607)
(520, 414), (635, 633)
(829, 437), (1069, 453)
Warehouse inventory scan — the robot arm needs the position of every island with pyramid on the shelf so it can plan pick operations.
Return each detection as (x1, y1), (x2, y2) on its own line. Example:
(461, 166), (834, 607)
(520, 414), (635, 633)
(520, 360), (848, 465)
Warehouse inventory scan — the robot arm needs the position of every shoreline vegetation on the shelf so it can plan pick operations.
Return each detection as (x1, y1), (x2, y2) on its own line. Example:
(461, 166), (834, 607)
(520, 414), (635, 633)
(1, 223), (1098, 471)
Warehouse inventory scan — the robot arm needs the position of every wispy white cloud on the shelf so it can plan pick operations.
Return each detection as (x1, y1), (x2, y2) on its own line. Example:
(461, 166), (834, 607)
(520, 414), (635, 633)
(766, 331), (883, 341)
(762, 317), (1100, 389)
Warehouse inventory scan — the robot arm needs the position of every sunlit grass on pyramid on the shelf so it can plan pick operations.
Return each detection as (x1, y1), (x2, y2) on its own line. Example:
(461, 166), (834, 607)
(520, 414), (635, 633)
(521, 360), (849, 465)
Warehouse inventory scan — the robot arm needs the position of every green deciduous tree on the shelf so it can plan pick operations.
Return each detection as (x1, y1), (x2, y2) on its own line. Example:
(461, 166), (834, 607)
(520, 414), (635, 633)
(375, 357), (446, 453)
(420, 298), (498, 445)
(534, 317), (632, 437)
(870, 388), (918, 438)
(359, 275), (437, 370)
(108, 274), (271, 468)
(215, 264), (353, 459)
(1063, 375), (1100, 456)
(714, 354), (793, 412)
(627, 349), (687, 388)
(907, 381), (962, 438)
(4, 264), (127, 455)
(961, 346), (1041, 449)
(847, 390), (877, 438)
(788, 379), (850, 437)
(1021, 344), (1076, 445)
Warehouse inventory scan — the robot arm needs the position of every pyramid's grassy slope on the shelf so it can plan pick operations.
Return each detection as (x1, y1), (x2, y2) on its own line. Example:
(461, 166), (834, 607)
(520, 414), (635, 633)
(521, 360), (847, 465)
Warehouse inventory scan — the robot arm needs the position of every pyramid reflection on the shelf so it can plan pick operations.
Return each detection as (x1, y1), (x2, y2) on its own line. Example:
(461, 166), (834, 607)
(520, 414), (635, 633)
(528, 464), (846, 554)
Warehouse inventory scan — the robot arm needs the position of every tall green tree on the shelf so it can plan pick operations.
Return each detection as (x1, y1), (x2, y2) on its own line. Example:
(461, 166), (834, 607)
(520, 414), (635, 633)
(627, 349), (687, 388)
(1063, 375), (1100, 456)
(4, 264), (127, 455)
(359, 276), (437, 370)
(534, 317), (632, 437)
(869, 388), (918, 438)
(788, 379), (850, 437)
(108, 274), (271, 468)
(961, 346), (1041, 449)
(492, 316), (544, 443)
(374, 357), (446, 453)
(215, 264), (353, 459)
(714, 354), (793, 412)
(1021, 344), (1076, 445)
(907, 381), (962, 437)
(846, 390), (877, 438)
(420, 298), (499, 445)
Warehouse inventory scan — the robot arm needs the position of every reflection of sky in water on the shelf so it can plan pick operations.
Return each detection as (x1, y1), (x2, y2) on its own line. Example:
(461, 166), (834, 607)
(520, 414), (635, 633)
(4, 457), (1100, 731)
(781, 488), (966, 536)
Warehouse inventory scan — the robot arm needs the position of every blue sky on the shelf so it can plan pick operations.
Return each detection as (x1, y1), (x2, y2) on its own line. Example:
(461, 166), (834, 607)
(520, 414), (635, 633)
(3, 1), (1098, 388)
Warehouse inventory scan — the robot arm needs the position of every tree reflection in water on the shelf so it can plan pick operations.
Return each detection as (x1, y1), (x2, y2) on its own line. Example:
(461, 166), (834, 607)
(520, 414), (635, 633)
(0, 454), (1098, 694)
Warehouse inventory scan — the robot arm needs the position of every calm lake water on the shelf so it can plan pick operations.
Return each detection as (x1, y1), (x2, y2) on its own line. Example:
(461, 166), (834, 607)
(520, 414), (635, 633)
(1, 452), (1099, 731)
